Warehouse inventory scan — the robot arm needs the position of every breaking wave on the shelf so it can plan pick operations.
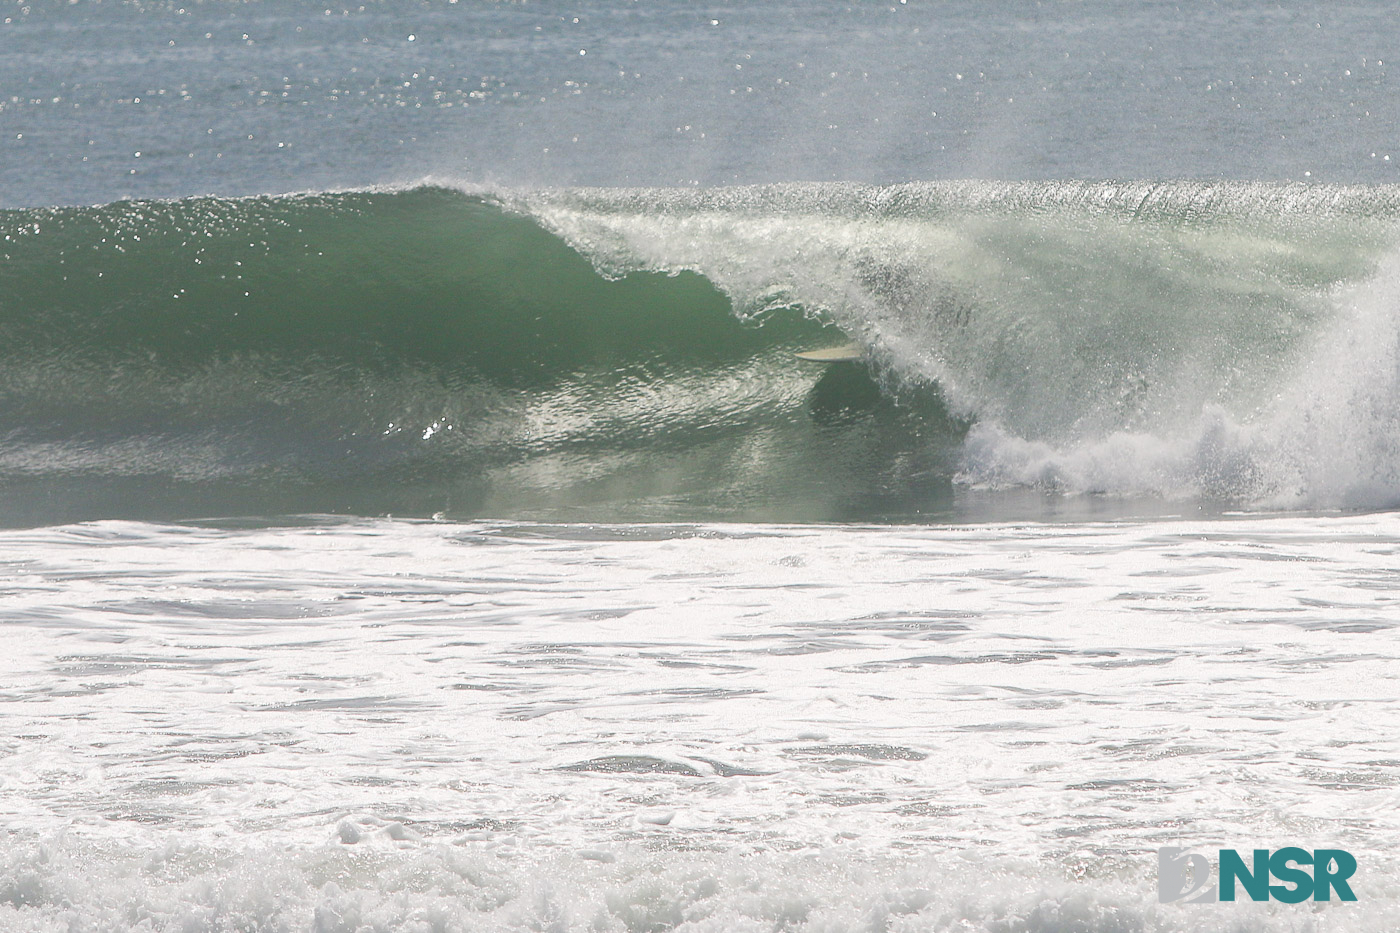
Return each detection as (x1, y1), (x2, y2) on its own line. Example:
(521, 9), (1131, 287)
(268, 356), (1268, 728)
(3, 180), (1399, 523)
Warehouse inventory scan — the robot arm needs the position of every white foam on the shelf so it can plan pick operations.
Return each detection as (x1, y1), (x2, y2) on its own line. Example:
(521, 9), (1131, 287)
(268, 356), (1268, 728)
(2, 836), (1394, 933)
(2, 516), (1400, 928)
(958, 250), (1400, 508)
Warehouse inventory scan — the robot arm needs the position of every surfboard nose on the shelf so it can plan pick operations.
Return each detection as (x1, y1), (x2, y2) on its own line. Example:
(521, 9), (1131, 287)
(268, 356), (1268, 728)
(794, 342), (864, 363)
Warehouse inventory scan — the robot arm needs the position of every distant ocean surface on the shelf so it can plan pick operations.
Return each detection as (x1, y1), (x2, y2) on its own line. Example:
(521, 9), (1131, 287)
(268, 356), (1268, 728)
(2, 2), (1399, 931)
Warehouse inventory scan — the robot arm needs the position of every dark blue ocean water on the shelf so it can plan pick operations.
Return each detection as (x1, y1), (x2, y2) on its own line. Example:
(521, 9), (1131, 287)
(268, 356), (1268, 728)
(4, 0), (1399, 209)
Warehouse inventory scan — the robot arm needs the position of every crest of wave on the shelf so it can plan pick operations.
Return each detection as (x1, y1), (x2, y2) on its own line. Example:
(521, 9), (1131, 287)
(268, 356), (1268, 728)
(500, 180), (1400, 509)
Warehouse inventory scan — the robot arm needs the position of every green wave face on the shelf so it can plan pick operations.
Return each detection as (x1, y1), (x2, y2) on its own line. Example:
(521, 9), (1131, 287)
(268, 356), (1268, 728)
(0, 186), (955, 525)
(3, 181), (1399, 525)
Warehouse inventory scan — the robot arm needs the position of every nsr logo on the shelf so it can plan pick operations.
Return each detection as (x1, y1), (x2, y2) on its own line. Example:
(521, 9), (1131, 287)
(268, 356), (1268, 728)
(1158, 848), (1358, 903)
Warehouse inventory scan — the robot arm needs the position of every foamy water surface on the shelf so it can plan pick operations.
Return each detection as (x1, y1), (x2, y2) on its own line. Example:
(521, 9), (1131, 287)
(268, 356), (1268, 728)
(3, 515), (1398, 931)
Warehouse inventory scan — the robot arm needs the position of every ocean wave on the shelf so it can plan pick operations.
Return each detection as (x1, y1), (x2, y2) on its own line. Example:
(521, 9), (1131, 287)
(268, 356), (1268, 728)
(3, 180), (1399, 522)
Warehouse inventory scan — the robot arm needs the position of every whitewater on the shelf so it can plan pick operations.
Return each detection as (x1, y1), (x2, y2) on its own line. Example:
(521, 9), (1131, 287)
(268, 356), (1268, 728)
(5, 515), (1400, 931)
(3, 2), (1400, 931)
